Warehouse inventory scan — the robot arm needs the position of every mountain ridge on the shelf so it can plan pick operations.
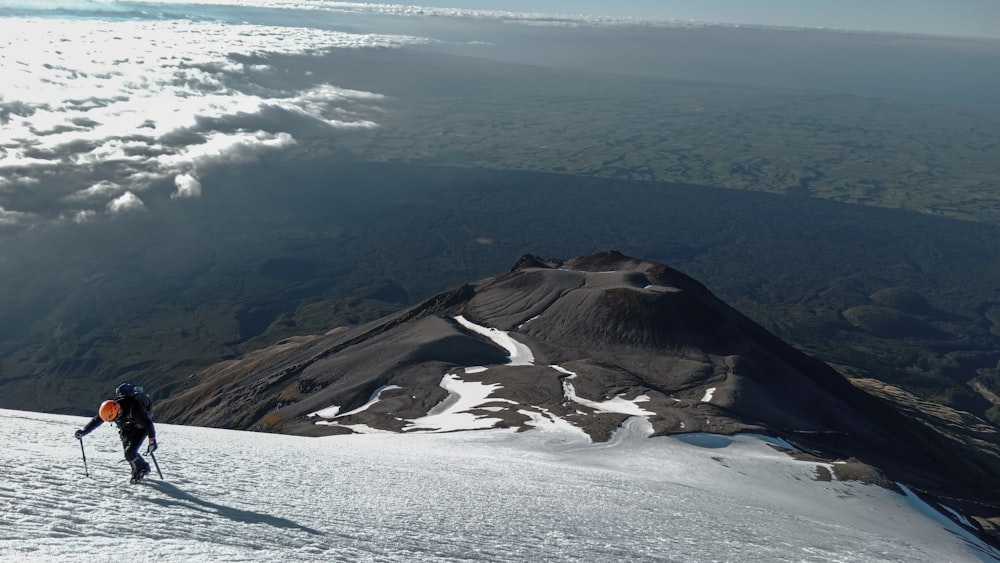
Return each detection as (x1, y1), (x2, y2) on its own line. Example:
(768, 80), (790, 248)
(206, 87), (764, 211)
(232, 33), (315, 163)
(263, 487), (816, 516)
(157, 251), (1000, 540)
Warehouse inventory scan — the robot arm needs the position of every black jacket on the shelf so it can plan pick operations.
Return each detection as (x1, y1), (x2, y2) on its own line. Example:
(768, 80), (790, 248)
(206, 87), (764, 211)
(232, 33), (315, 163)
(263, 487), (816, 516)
(81, 396), (156, 440)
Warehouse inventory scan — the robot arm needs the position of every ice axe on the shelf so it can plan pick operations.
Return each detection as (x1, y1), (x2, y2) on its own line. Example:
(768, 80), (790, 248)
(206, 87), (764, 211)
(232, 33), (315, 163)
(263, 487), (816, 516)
(149, 450), (163, 480)
(77, 436), (89, 477)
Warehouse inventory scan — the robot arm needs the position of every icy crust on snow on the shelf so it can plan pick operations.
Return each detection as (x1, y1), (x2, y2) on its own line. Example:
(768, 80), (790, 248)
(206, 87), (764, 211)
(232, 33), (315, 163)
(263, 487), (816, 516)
(2, 408), (998, 562)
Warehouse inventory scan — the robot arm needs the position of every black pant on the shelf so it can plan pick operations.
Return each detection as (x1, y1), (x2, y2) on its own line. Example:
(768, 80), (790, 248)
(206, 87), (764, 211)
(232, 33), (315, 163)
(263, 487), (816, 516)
(120, 428), (150, 477)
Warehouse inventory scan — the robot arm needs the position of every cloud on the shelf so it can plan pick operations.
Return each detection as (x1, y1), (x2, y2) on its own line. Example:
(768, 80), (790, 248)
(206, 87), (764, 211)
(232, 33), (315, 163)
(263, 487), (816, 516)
(0, 16), (428, 227)
(64, 181), (124, 202)
(62, 209), (97, 224)
(106, 191), (145, 214)
(121, 0), (659, 27)
(156, 131), (297, 172)
(0, 206), (35, 227)
(172, 173), (202, 200)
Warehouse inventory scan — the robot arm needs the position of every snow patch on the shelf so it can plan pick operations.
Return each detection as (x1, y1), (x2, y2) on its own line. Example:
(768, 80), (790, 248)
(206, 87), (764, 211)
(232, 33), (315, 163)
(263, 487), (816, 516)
(406, 373), (513, 432)
(310, 405), (340, 418)
(313, 385), (400, 423)
(517, 315), (541, 329)
(701, 387), (716, 403)
(454, 315), (534, 366)
(518, 408), (591, 440)
(335, 385), (401, 419)
(553, 365), (653, 417)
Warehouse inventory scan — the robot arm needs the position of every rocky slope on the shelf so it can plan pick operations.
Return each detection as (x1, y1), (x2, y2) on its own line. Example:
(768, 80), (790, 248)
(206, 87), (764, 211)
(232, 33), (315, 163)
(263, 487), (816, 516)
(158, 251), (1000, 539)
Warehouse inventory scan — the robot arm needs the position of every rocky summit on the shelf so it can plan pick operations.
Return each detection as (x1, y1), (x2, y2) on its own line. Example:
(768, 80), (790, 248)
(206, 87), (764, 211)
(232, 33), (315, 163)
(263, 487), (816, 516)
(159, 251), (1000, 537)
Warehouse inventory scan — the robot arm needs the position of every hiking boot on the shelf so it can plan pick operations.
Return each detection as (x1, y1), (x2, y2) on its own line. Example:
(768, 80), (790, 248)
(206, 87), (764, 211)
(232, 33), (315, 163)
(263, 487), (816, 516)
(130, 467), (150, 484)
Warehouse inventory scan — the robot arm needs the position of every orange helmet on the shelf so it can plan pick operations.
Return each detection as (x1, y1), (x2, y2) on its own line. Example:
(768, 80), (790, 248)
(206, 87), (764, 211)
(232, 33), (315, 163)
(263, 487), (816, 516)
(99, 400), (121, 422)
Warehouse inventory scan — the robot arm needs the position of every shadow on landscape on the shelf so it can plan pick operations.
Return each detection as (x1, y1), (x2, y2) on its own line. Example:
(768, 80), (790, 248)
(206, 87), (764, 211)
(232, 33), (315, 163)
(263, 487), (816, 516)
(144, 480), (322, 535)
(675, 434), (734, 449)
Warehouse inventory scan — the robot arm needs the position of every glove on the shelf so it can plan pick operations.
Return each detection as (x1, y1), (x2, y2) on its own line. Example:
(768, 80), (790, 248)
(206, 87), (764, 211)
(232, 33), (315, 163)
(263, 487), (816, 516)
(74, 429), (85, 439)
(146, 438), (158, 454)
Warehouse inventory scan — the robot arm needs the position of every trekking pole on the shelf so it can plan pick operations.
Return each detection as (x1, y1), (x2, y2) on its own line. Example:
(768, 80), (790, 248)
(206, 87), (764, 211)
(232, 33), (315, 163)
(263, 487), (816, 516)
(78, 436), (89, 477)
(149, 451), (163, 480)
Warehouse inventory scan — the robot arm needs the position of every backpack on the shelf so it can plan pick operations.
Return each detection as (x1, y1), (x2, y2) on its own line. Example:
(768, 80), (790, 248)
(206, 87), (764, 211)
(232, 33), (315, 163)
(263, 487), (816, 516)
(116, 382), (155, 420)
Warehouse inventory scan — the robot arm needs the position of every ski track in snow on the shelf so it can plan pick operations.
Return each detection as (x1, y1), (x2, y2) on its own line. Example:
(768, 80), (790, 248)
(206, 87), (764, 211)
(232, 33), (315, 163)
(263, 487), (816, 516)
(2, 409), (998, 562)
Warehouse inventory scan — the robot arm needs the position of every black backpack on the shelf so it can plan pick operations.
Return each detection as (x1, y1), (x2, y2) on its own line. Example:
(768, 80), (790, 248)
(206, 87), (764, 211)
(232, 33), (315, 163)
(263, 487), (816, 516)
(116, 382), (155, 420)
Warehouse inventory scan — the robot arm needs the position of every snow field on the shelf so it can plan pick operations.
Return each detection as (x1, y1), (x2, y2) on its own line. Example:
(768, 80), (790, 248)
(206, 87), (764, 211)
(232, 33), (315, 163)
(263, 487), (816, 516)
(1, 409), (996, 562)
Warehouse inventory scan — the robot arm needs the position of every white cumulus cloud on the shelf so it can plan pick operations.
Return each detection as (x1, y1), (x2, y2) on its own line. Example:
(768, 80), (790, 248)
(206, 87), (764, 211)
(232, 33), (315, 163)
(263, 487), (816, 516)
(172, 173), (203, 199)
(106, 191), (146, 214)
(157, 131), (297, 172)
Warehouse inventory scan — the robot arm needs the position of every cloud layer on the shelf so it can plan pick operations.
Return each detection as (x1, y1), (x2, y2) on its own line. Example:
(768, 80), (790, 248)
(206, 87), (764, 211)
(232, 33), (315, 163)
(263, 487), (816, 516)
(0, 15), (428, 226)
(110, 0), (681, 27)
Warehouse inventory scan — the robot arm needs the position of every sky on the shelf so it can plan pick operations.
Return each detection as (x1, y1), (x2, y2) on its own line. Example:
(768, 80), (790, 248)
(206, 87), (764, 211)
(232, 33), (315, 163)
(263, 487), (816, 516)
(4, 407), (1000, 561)
(359, 0), (1000, 39)
(2, 0), (998, 38)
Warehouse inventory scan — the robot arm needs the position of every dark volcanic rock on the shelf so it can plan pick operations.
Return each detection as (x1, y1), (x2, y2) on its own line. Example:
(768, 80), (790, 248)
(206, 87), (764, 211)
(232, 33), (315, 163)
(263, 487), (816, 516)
(157, 251), (1000, 532)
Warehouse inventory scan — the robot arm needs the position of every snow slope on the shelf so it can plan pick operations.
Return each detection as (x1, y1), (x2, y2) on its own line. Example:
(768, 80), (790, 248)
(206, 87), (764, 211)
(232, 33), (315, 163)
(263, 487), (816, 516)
(2, 409), (998, 562)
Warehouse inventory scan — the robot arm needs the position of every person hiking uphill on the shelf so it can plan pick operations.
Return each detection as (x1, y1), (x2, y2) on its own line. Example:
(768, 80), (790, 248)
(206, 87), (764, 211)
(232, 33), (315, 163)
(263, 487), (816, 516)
(75, 383), (157, 484)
